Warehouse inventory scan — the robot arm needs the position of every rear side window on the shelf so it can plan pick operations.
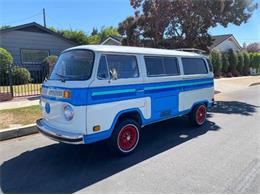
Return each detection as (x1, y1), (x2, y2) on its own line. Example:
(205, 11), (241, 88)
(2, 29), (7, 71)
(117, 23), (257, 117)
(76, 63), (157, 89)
(206, 59), (213, 72)
(182, 58), (208, 75)
(144, 56), (179, 77)
(97, 54), (139, 79)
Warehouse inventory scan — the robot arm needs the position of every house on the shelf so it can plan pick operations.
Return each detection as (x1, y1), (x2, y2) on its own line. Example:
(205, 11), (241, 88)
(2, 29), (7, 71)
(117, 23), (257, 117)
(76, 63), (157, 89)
(101, 34), (242, 53)
(209, 34), (242, 52)
(0, 22), (77, 71)
(100, 35), (123, 45)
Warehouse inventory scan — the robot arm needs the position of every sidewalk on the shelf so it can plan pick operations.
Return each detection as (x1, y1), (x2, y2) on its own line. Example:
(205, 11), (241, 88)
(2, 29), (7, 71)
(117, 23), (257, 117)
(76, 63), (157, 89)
(0, 96), (40, 111)
(214, 75), (260, 94)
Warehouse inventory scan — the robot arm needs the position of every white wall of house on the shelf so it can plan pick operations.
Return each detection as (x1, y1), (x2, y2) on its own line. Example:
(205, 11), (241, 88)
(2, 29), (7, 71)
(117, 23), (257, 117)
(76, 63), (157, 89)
(101, 38), (121, 45)
(213, 37), (241, 52)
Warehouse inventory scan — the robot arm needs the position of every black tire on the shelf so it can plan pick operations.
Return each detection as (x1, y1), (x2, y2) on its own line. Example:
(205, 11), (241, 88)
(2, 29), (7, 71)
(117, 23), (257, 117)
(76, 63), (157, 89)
(109, 119), (140, 156)
(189, 104), (207, 127)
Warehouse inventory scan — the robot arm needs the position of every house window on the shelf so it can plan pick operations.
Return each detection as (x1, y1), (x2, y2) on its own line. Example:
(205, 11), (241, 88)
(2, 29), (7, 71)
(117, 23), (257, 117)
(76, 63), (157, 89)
(21, 49), (49, 64)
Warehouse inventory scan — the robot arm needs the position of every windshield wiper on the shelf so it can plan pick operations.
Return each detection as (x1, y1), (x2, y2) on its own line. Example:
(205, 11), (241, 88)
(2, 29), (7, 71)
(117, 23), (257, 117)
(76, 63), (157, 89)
(55, 73), (66, 82)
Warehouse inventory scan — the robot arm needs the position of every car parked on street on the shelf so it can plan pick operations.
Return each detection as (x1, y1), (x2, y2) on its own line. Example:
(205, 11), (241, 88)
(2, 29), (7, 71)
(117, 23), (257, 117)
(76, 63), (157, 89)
(37, 45), (214, 155)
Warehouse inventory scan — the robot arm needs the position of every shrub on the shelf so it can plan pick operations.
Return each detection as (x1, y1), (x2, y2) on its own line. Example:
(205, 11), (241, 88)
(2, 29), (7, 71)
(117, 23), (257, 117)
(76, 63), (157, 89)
(210, 50), (222, 77)
(0, 48), (13, 74)
(237, 52), (244, 75)
(43, 55), (58, 66)
(221, 53), (229, 75)
(227, 49), (238, 75)
(12, 66), (32, 85)
(249, 52), (260, 73)
(243, 52), (250, 75)
(43, 55), (58, 77)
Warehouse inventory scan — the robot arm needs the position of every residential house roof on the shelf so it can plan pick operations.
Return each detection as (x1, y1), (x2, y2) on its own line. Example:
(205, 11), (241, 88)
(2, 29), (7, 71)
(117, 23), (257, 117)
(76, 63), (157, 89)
(0, 22), (77, 45)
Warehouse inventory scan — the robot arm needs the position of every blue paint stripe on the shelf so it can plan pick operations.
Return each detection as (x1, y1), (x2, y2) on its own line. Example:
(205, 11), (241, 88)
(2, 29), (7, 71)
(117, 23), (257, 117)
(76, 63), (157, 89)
(92, 88), (136, 96)
(144, 80), (213, 91)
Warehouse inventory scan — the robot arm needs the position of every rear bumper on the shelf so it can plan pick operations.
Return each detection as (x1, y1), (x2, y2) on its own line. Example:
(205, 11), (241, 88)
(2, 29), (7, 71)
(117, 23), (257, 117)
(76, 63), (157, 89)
(36, 118), (84, 144)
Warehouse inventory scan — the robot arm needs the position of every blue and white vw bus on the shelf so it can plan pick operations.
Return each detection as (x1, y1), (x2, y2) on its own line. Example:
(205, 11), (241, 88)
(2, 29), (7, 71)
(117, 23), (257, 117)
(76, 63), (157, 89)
(37, 45), (214, 155)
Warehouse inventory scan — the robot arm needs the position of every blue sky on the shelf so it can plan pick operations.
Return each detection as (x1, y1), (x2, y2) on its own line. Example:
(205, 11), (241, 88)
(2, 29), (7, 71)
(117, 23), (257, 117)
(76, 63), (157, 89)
(0, 0), (259, 45)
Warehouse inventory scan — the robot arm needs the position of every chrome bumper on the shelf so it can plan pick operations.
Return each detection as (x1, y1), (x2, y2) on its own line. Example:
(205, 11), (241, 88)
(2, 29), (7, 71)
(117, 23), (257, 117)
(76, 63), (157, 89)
(36, 119), (84, 144)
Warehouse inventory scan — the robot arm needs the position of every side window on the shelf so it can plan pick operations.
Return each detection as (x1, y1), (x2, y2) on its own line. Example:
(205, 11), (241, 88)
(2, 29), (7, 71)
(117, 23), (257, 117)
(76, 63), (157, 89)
(97, 55), (109, 79)
(182, 58), (208, 75)
(106, 55), (139, 79)
(144, 56), (179, 77)
(206, 59), (213, 72)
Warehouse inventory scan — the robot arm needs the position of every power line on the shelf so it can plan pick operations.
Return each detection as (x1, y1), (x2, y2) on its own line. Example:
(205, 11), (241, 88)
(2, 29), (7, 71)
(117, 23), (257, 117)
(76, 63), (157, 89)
(1, 11), (42, 26)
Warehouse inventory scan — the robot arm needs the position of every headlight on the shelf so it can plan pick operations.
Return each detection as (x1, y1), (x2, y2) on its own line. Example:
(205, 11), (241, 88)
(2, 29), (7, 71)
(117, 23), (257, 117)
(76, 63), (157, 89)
(64, 104), (74, 121)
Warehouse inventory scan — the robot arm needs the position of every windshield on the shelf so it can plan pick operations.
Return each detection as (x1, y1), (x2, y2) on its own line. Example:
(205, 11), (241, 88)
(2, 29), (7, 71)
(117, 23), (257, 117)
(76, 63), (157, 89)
(49, 50), (94, 81)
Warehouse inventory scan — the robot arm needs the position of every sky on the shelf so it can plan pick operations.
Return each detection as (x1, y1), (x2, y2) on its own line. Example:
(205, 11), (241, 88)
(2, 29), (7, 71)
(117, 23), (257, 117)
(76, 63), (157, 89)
(0, 0), (259, 45)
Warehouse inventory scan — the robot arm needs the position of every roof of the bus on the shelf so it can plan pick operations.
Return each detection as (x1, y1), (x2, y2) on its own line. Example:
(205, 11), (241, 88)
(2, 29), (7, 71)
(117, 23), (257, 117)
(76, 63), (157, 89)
(65, 45), (204, 57)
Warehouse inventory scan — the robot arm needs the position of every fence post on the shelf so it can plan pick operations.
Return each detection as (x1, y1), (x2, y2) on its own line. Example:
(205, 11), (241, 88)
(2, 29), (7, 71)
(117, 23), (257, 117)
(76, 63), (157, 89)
(8, 64), (14, 98)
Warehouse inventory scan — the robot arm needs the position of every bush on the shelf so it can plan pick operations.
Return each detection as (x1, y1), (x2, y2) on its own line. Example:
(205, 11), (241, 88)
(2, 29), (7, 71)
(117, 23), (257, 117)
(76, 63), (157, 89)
(210, 50), (222, 77)
(249, 52), (260, 73)
(0, 48), (13, 74)
(243, 52), (250, 75)
(237, 52), (244, 75)
(227, 49), (238, 75)
(12, 66), (32, 85)
(43, 55), (58, 66)
(221, 53), (230, 75)
(43, 55), (58, 77)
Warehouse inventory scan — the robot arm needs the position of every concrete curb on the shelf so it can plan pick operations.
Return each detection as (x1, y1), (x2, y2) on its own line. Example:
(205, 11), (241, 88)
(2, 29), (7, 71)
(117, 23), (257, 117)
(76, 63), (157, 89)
(0, 124), (38, 141)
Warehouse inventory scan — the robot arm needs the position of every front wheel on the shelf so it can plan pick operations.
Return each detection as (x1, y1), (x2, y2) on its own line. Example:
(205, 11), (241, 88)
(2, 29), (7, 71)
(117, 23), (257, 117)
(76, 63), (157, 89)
(189, 104), (207, 127)
(109, 119), (140, 156)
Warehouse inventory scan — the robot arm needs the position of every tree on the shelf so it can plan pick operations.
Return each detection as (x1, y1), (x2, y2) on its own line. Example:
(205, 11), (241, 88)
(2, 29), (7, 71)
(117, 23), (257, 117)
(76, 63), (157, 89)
(0, 25), (11, 30)
(249, 52), (260, 73)
(50, 27), (88, 45)
(99, 26), (119, 41)
(222, 53), (230, 74)
(243, 52), (250, 75)
(228, 49), (238, 75)
(237, 52), (244, 75)
(210, 50), (222, 77)
(50, 26), (119, 45)
(247, 42), (260, 52)
(118, 13), (142, 46)
(120, 0), (258, 50)
(0, 48), (13, 74)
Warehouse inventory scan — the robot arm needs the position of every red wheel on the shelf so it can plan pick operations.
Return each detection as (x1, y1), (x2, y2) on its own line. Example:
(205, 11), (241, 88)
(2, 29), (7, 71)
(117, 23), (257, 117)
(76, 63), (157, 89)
(117, 124), (139, 152)
(195, 105), (206, 125)
(189, 104), (207, 127)
(109, 119), (140, 156)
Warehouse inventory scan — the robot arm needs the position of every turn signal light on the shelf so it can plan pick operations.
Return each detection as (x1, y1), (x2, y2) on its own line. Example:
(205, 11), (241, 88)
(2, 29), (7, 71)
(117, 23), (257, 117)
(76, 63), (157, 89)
(63, 90), (71, 99)
(93, 125), (101, 132)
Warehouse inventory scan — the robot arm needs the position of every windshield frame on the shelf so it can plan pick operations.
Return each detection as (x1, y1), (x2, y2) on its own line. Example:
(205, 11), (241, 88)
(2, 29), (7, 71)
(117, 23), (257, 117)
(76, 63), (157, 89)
(49, 49), (95, 81)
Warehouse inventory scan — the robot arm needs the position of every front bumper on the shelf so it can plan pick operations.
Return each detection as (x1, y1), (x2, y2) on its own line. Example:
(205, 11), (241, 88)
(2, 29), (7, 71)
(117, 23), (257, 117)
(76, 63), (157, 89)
(36, 118), (84, 144)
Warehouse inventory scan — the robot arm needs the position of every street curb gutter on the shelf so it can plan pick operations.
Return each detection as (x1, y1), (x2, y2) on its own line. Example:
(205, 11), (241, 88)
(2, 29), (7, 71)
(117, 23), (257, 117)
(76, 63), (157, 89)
(0, 124), (38, 141)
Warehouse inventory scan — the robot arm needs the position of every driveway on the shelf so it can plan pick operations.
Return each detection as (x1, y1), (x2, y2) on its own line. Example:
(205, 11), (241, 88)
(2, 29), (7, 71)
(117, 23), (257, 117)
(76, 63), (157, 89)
(0, 85), (259, 193)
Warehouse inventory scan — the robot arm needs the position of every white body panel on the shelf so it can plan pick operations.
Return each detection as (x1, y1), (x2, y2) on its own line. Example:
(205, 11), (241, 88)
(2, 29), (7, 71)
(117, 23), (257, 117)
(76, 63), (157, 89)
(179, 87), (214, 111)
(41, 98), (87, 134)
(86, 97), (151, 134)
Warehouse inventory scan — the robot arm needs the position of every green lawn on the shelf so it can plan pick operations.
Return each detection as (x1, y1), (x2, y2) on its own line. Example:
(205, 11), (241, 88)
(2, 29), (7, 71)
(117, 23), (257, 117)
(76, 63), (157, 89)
(0, 83), (41, 96)
(0, 105), (42, 129)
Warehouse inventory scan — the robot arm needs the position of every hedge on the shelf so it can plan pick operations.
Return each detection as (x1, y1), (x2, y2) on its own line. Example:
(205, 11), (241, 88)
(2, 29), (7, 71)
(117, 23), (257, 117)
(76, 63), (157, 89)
(210, 50), (260, 77)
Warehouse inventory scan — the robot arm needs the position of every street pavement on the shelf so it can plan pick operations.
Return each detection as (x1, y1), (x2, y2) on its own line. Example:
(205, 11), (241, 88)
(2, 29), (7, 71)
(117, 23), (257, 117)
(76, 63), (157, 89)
(0, 85), (259, 193)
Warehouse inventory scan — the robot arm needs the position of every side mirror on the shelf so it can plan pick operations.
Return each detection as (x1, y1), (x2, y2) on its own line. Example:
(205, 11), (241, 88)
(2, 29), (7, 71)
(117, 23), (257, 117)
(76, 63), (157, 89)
(109, 68), (118, 80)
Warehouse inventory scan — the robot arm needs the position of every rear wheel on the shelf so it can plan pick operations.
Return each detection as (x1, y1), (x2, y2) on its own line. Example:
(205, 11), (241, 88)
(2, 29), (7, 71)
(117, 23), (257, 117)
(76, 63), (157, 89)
(109, 119), (140, 156)
(189, 104), (207, 127)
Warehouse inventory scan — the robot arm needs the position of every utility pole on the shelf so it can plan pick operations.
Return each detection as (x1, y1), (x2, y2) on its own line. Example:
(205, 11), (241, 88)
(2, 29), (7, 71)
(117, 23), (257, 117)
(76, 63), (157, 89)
(43, 8), (46, 27)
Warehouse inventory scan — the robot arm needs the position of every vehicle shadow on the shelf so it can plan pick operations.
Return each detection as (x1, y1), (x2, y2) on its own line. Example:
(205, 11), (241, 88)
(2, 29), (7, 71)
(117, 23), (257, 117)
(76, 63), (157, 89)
(1, 117), (220, 194)
(209, 101), (258, 116)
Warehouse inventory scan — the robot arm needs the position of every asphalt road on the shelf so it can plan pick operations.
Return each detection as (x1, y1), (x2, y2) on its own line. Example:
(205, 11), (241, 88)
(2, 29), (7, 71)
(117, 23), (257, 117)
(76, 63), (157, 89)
(0, 85), (259, 193)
